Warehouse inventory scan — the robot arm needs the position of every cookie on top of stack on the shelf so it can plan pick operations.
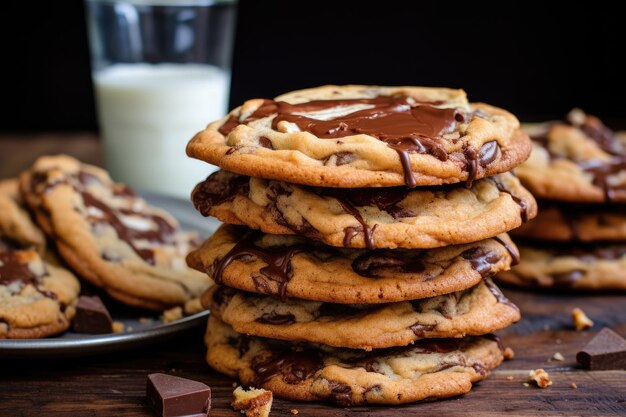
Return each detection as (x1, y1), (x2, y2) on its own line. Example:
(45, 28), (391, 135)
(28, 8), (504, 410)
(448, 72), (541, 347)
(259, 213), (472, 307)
(499, 109), (626, 290)
(186, 85), (537, 405)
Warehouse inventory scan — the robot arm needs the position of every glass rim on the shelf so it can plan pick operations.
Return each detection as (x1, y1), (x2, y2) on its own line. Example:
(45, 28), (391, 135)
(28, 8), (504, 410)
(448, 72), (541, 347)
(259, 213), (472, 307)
(85, 0), (236, 6)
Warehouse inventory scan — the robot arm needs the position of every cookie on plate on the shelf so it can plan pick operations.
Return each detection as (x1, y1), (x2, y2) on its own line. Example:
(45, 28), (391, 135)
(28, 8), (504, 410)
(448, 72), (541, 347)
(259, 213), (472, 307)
(204, 278), (519, 350)
(512, 201), (626, 242)
(0, 179), (46, 252)
(187, 85), (530, 188)
(192, 170), (536, 249)
(187, 225), (519, 304)
(497, 244), (626, 290)
(516, 109), (626, 203)
(19, 155), (212, 311)
(0, 239), (80, 339)
(205, 316), (504, 405)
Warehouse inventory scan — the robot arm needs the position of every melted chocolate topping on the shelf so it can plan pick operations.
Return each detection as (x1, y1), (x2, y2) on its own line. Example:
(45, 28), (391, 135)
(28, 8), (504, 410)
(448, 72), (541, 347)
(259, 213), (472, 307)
(255, 311), (296, 325)
(351, 249), (426, 278)
(212, 232), (305, 299)
(220, 95), (478, 187)
(0, 251), (38, 287)
(492, 177), (529, 223)
(461, 248), (501, 278)
(492, 236), (520, 266)
(31, 169), (176, 265)
(483, 279), (519, 311)
(192, 171), (250, 216)
(251, 350), (323, 385)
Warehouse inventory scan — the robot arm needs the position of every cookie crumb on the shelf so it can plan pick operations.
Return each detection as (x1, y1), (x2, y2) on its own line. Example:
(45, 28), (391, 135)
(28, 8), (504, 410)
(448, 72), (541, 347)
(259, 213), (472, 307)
(138, 317), (153, 324)
(162, 306), (183, 324)
(506, 376), (514, 381)
(571, 382), (578, 389)
(112, 321), (124, 333)
(184, 298), (204, 315)
(555, 338), (562, 344)
(572, 307), (593, 331)
(126, 326), (134, 331)
(232, 386), (272, 417)
(523, 382), (530, 387)
(503, 347), (515, 360)
(232, 382), (238, 388)
(290, 409), (299, 415)
(552, 352), (565, 361)
(529, 369), (552, 388)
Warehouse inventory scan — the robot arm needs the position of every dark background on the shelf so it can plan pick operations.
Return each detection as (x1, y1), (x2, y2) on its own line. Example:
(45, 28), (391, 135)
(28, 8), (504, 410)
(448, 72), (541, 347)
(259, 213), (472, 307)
(2, 1), (625, 132)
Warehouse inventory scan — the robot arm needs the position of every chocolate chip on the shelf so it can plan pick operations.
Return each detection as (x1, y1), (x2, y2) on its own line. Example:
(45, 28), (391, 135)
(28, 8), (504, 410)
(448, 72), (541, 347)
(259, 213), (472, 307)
(576, 328), (626, 370)
(72, 295), (113, 334)
(146, 373), (211, 417)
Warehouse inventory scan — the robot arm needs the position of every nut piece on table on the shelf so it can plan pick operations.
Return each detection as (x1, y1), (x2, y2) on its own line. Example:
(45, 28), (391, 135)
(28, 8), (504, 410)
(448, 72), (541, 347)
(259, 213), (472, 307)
(529, 369), (552, 388)
(571, 308), (594, 331)
(232, 386), (273, 417)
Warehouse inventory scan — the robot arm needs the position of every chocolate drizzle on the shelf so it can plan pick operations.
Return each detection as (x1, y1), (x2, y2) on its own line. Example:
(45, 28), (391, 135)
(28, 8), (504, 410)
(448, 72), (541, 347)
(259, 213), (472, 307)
(212, 232), (305, 299)
(219, 95), (473, 187)
(492, 236), (520, 266)
(492, 176), (529, 222)
(483, 278), (519, 311)
(192, 171), (250, 216)
(255, 311), (296, 325)
(251, 350), (323, 385)
(461, 248), (501, 278)
(351, 250), (426, 278)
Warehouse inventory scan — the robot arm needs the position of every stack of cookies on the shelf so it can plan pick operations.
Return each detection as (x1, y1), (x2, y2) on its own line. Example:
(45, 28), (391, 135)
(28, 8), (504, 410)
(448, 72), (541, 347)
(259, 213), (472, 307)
(499, 110), (626, 291)
(186, 85), (537, 405)
(1, 155), (212, 339)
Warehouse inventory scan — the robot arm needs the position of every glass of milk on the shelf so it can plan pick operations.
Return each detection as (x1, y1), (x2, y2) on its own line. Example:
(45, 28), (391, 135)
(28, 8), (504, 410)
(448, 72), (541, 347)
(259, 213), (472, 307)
(84, 0), (237, 198)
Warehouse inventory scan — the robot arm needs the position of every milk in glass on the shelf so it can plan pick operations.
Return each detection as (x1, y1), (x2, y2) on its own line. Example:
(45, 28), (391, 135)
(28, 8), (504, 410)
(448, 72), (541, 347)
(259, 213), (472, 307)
(94, 63), (229, 198)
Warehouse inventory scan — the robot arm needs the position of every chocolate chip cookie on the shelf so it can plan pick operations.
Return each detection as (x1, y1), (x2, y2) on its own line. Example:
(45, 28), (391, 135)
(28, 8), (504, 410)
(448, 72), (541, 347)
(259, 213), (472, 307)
(19, 155), (212, 311)
(497, 244), (626, 290)
(187, 85), (530, 188)
(516, 109), (626, 203)
(192, 170), (536, 249)
(0, 179), (46, 252)
(187, 225), (519, 304)
(0, 240), (80, 338)
(205, 316), (505, 405)
(204, 278), (519, 350)
(512, 200), (626, 242)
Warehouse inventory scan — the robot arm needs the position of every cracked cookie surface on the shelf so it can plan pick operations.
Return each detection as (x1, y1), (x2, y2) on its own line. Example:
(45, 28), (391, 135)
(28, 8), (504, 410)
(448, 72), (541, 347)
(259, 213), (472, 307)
(205, 316), (504, 405)
(187, 85), (529, 188)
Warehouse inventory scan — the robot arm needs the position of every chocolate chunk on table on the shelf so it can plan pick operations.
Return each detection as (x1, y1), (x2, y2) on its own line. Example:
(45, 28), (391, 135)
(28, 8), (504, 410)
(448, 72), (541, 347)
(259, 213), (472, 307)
(146, 373), (211, 417)
(576, 327), (626, 370)
(72, 295), (113, 334)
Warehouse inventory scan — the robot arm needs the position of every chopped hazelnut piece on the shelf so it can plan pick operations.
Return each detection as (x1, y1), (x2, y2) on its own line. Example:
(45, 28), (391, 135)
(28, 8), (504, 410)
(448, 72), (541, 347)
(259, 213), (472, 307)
(571, 382), (578, 389)
(232, 386), (273, 417)
(572, 308), (594, 331)
(161, 306), (183, 324)
(552, 352), (565, 361)
(529, 369), (552, 388)
(290, 410), (299, 415)
(112, 321), (124, 333)
(503, 347), (515, 360)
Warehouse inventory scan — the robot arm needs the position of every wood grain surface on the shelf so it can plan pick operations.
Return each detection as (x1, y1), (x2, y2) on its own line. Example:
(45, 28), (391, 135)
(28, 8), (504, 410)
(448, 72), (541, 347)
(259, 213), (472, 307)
(0, 135), (625, 416)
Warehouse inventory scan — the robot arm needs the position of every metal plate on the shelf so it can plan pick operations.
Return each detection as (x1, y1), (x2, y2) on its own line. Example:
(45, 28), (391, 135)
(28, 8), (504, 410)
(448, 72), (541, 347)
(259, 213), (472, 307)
(0, 193), (221, 358)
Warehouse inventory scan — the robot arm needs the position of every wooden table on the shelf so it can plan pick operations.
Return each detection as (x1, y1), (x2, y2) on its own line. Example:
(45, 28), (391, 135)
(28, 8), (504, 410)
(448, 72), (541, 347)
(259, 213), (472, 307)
(1, 135), (625, 417)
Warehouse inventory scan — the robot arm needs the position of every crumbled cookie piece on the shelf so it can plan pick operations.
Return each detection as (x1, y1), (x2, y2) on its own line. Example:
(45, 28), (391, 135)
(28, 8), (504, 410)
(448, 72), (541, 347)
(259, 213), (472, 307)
(112, 321), (124, 333)
(571, 382), (578, 389)
(572, 308), (594, 331)
(184, 298), (204, 315)
(138, 317), (153, 324)
(552, 352), (564, 361)
(506, 376), (514, 381)
(529, 369), (552, 388)
(161, 306), (183, 324)
(290, 410), (299, 415)
(503, 347), (515, 360)
(232, 386), (273, 417)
